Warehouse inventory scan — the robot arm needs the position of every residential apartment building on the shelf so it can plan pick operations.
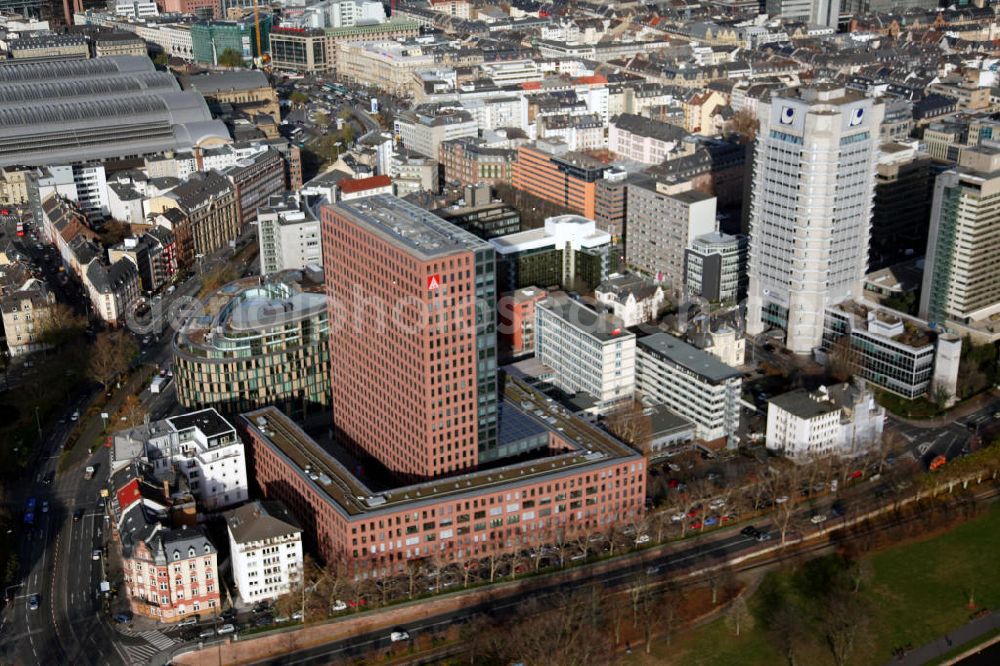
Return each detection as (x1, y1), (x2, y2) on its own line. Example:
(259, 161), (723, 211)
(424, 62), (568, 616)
(608, 113), (694, 166)
(920, 147), (1000, 327)
(257, 193), (322, 274)
(397, 109), (478, 160)
(625, 179), (716, 295)
(636, 332), (742, 447)
(1, 282), (55, 356)
(439, 137), (516, 188)
(150, 172), (240, 257)
(110, 409), (249, 511)
(225, 501), (303, 605)
(594, 273), (666, 328)
(84, 257), (141, 325)
(222, 149), (287, 226)
(172, 271), (331, 419)
(107, 230), (177, 294)
(766, 382), (886, 461)
(684, 231), (747, 303)
(746, 85), (884, 353)
(120, 520), (220, 624)
(535, 294), (637, 413)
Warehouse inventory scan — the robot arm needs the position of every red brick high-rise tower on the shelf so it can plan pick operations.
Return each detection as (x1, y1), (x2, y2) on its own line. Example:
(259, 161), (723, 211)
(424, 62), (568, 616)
(321, 195), (498, 480)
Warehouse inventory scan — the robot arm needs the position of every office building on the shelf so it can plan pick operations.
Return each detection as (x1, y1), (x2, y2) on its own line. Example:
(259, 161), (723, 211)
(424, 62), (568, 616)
(535, 293), (637, 414)
(871, 142), (932, 270)
(222, 148), (287, 226)
(498, 286), (546, 358)
(172, 271), (331, 418)
(746, 85), (883, 353)
(512, 143), (612, 220)
(626, 180), (716, 295)
(240, 379), (647, 573)
(685, 231), (747, 303)
(433, 201), (521, 241)
(636, 332), (742, 447)
(190, 16), (271, 65)
(490, 214), (611, 292)
(321, 195), (499, 477)
(225, 501), (303, 605)
(396, 108), (478, 160)
(822, 302), (961, 401)
(257, 193), (322, 274)
(920, 147), (1000, 327)
(0, 56), (230, 168)
(766, 382), (886, 461)
(766, 0), (840, 28)
(149, 172), (240, 257)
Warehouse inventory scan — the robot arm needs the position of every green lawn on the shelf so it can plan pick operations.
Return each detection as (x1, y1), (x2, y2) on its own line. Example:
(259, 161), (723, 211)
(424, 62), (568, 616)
(639, 501), (1000, 665)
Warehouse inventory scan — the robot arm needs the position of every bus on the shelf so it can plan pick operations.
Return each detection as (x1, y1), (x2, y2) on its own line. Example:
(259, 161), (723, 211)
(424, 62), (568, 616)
(16, 221), (24, 237)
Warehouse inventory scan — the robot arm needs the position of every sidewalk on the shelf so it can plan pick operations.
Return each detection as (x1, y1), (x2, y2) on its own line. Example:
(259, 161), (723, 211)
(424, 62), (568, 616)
(888, 391), (997, 429)
(887, 607), (1000, 666)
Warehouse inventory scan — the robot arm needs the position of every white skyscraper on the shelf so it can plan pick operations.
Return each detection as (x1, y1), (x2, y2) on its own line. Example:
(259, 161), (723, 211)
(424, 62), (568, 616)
(746, 85), (883, 353)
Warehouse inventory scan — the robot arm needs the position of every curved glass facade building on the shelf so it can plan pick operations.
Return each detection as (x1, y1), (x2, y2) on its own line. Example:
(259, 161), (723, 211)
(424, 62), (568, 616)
(173, 270), (331, 418)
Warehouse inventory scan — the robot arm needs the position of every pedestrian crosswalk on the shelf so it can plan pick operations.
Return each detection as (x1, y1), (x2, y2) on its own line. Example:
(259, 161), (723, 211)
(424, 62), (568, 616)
(121, 631), (176, 664)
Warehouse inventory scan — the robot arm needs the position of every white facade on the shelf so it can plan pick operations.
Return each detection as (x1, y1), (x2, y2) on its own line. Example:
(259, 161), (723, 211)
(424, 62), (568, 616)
(112, 409), (249, 512)
(113, 0), (159, 19)
(258, 196), (322, 274)
(746, 86), (883, 353)
(636, 332), (742, 446)
(226, 501), (303, 604)
(594, 275), (665, 328)
(765, 382), (885, 460)
(535, 296), (636, 413)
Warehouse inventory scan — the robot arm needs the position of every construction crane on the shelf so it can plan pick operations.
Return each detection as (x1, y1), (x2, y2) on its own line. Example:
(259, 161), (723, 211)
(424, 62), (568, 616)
(251, 0), (270, 70)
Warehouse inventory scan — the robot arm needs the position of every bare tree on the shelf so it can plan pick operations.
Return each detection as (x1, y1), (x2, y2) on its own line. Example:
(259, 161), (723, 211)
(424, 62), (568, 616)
(728, 108), (759, 143)
(725, 595), (754, 637)
(36, 302), (86, 348)
(604, 399), (653, 453)
(823, 589), (869, 666)
(117, 394), (148, 429)
(826, 336), (859, 383)
(88, 330), (138, 390)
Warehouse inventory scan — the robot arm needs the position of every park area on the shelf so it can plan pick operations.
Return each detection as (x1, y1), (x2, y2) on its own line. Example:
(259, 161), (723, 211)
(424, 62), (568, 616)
(632, 501), (1000, 666)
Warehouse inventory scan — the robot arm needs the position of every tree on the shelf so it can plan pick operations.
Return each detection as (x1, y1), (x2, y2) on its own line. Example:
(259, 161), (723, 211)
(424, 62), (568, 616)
(96, 219), (131, 247)
(117, 395), (148, 429)
(728, 108), (759, 143)
(931, 384), (952, 411)
(725, 595), (754, 637)
(217, 48), (245, 68)
(823, 588), (869, 666)
(314, 111), (330, 127)
(153, 53), (170, 68)
(604, 399), (653, 453)
(88, 330), (138, 390)
(289, 91), (309, 108)
(36, 302), (86, 348)
(826, 336), (859, 384)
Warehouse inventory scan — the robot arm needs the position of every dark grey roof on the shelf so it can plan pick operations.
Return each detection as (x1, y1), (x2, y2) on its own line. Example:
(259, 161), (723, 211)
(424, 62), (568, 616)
(0, 72), (179, 106)
(637, 332), (741, 383)
(167, 172), (233, 211)
(539, 294), (632, 343)
(613, 113), (689, 142)
(167, 408), (234, 438)
(181, 70), (271, 94)
(768, 383), (859, 420)
(225, 500), (301, 544)
(86, 257), (138, 294)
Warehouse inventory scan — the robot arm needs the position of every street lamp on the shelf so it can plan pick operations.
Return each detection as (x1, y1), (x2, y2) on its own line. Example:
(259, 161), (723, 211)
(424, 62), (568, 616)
(34, 406), (42, 443)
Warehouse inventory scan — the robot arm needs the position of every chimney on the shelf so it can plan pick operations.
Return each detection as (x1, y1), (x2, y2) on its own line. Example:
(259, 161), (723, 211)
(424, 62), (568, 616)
(163, 479), (170, 502)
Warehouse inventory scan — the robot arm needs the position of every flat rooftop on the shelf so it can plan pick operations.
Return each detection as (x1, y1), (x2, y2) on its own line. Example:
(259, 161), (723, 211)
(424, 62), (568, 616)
(334, 194), (490, 260)
(539, 294), (632, 343)
(240, 376), (642, 520)
(637, 332), (741, 383)
(167, 409), (234, 439)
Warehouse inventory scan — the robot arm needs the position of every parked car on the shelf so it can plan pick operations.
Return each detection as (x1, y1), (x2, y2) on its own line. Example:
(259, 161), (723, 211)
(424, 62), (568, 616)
(113, 612), (132, 624)
(331, 600), (348, 612)
(177, 617), (198, 627)
(91, 549), (101, 560)
(810, 513), (828, 525)
(774, 496), (789, 504)
(740, 525), (757, 537)
(41, 501), (48, 513)
(703, 516), (718, 527)
(389, 630), (410, 642)
(634, 534), (651, 545)
(73, 508), (84, 522)
(216, 624), (235, 635)
(755, 531), (772, 542)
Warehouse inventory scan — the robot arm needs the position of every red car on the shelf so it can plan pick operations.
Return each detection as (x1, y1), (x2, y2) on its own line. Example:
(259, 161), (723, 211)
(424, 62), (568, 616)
(668, 478), (680, 489)
(689, 520), (702, 530)
(848, 470), (863, 480)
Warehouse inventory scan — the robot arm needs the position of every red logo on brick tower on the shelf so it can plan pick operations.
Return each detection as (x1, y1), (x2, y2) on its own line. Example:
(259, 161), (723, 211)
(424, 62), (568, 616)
(427, 274), (441, 290)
